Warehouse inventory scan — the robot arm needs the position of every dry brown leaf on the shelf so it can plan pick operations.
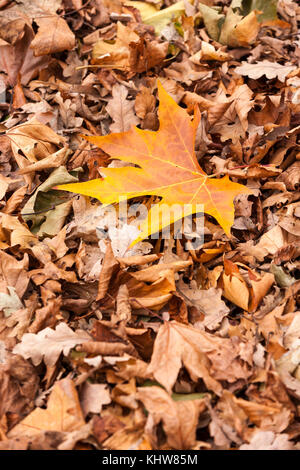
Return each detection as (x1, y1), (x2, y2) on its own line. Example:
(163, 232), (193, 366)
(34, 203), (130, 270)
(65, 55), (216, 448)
(80, 382), (111, 417)
(0, 250), (29, 299)
(8, 378), (85, 438)
(137, 386), (206, 449)
(240, 431), (295, 450)
(135, 86), (156, 119)
(177, 279), (229, 330)
(92, 22), (168, 73)
(106, 84), (140, 133)
(30, 15), (75, 56)
(147, 321), (253, 395)
(13, 322), (91, 366)
(235, 60), (296, 82)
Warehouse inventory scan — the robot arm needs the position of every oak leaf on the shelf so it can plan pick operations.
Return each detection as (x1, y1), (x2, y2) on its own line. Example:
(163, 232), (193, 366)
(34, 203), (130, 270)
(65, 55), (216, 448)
(13, 322), (91, 366)
(235, 60), (296, 82)
(57, 82), (251, 244)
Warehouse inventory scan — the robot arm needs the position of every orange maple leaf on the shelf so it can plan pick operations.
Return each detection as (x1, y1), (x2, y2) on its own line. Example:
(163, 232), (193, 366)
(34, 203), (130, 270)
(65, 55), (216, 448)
(57, 82), (251, 244)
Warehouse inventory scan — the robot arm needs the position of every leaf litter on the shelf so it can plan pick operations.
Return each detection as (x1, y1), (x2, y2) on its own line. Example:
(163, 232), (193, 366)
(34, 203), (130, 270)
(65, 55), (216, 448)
(0, 0), (299, 451)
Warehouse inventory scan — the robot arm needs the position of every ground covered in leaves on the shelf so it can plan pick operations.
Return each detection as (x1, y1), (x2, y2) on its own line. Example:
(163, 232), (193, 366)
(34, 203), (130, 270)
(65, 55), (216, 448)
(0, 0), (300, 451)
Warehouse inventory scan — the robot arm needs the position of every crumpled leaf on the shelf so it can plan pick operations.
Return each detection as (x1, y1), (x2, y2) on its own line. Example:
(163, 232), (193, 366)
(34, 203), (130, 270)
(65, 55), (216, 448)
(177, 279), (229, 330)
(30, 15), (75, 56)
(21, 166), (78, 235)
(57, 82), (251, 245)
(0, 250), (29, 299)
(92, 22), (168, 73)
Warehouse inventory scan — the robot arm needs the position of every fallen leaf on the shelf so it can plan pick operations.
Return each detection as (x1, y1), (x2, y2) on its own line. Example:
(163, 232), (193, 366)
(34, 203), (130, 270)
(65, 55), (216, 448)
(177, 279), (229, 330)
(137, 385), (206, 449)
(80, 382), (111, 417)
(8, 378), (85, 438)
(240, 431), (295, 450)
(235, 60), (296, 82)
(13, 322), (91, 366)
(126, 1), (185, 35)
(57, 82), (251, 244)
(92, 22), (168, 73)
(0, 250), (29, 299)
(0, 286), (23, 317)
(30, 15), (75, 56)
(146, 321), (253, 395)
(106, 84), (139, 133)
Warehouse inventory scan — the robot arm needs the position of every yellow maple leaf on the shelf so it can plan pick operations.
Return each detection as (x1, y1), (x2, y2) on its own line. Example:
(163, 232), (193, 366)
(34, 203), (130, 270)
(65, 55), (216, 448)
(57, 82), (251, 244)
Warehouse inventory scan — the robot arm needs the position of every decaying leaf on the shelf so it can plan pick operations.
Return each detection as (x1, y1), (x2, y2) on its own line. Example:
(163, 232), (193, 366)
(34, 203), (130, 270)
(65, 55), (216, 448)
(137, 385), (206, 449)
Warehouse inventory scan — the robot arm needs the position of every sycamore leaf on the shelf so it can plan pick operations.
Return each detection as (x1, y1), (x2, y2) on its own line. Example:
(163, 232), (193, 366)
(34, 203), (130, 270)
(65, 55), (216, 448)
(8, 378), (85, 438)
(56, 82), (251, 245)
(137, 385), (206, 449)
(146, 321), (253, 395)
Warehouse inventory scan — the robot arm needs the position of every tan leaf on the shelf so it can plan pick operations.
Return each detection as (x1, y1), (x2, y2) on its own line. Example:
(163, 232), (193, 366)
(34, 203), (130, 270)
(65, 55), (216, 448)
(240, 431), (295, 450)
(12, 322), (91, 366)
(106, 84), (140, 133)
(0, 250), (29, 299)
(80, 382), (111, 417)
(219, 10), (260, 47)
(235, 60), (296, 82)
(135, 86), (156, 120)
(147, 321), (253, 395)
(92, 22), (167, 73)
(177, 280), (229, 330)
(222, 261), (250, 311)
(30, 15), (75, 56)
(8, 378), (85, 438)
(190, 41), (231, 63)
(137, 386), (206, 449)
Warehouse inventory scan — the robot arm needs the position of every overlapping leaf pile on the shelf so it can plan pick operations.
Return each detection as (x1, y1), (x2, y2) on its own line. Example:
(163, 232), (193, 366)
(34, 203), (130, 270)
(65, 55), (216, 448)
(0, 0), (299, 451)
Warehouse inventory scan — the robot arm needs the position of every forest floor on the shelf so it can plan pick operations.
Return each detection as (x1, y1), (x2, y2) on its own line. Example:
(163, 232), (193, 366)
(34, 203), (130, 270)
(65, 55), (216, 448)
(0, 0), (300, 450)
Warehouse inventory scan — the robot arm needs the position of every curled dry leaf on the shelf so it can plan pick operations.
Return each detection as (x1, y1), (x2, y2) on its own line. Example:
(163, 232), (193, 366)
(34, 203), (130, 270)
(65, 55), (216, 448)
(92, 22), (168, 73)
